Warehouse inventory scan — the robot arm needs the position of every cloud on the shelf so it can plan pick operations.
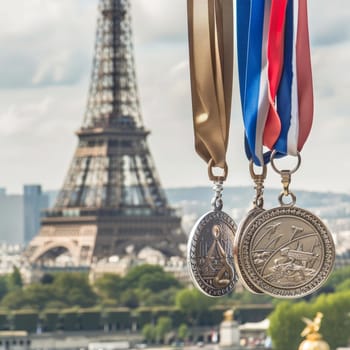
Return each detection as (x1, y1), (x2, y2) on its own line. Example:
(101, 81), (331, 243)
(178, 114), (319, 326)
(309, 0), (350, 46)
(0, 97), (53, 136)
(0, 0), (349, 194)
(132, 0), (187, 44)
(0, 0), (96, 88)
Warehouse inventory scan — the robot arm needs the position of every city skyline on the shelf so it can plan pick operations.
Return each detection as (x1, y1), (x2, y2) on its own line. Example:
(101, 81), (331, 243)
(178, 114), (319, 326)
(0, 0), (349, 194)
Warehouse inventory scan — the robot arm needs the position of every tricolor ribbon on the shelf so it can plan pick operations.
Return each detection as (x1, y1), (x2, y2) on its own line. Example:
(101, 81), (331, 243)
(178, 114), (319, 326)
(237, 0), (313, 165)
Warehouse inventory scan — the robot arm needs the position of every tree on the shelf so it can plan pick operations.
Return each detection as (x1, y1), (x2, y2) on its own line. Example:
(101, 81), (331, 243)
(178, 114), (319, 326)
(1, 289), (25, 309)
(269, 301), (310, 350)
(155, 316), (172, 344)
(120, 289), (139, 308)
(139, 271), (180, 292)
(323, 266), (350, 291)
(335, 278), (350, 292)
(7, 266), (23, 291)
(53, 272), (97, 308)
(94, 273), (124, 302)
(20, 284), (56, 310)
(175, 288), (217, 325)
(143, 287), (178, 307)
(142, 323), (156, 344)
(0, 276), (8, 300)
(178, 323), (189, 341)
(312, 291), (350, 349)
(269, 291), (350, 350)
(124, 265), (180, 291)
(40, 273), (54, 284)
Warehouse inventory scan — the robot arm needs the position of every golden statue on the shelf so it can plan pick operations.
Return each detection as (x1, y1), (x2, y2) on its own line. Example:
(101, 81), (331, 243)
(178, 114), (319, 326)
(223, 309), (233, 322)
(301, 312), (323, 338)
(298, 312), (330, 350)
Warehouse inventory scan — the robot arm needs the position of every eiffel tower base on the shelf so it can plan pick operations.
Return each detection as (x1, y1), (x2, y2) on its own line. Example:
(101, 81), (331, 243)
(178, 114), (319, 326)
(27, 213), (184, 265)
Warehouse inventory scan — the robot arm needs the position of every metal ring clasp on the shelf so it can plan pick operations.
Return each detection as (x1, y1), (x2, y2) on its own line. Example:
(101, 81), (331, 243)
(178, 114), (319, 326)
(249, 160), (267, 209)
(270, 151), (301, 207)
(270, 151), (301, 175)
(208, 159), (228, 182)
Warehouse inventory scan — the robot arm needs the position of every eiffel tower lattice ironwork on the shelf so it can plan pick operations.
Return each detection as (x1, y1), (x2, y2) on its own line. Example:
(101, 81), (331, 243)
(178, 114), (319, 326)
(27, 0), (185, 265)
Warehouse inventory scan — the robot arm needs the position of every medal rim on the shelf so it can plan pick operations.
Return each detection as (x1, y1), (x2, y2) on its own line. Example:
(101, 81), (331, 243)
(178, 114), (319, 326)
(187, 210), (237, 297)
(238, 206), (335, 299)
(234, 207), (265, 295)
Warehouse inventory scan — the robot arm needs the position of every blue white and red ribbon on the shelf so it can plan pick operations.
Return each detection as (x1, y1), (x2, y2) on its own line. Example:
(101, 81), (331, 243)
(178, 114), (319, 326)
(237, 0), (313, 165)
(237, 0), (272, 166)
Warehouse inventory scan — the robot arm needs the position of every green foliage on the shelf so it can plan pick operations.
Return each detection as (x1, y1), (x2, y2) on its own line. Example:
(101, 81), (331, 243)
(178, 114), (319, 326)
(120, 289), (139, 308)
(155, 316), (172, 344)
(324, 266), (350, 291)
(12, 310), (39, 333)
(124, 265), (165, 288)
(53, 272), (97, 307)
(94, 273), (124, 302)
(269, 291), (350, 350)
(42, 310), (60, 332)
(60, 309), (80, 331)
(7, 266), (23, 291)
(177, 323), (189, 341)
(269, 301), (309, 350)
(312, 291), (350, 349)
(142, 287), (178, 307)
(0, 312), (8, 330)
(175, 288), (217, 325)
(79, 308), (102, 331)
(1, 289), (26, 309)
(139, 270), (180, 292)
(142, 323), (156, 344)
(40, 273), (54, 284)
(0, 276), (8, 300)
(335, 278), (350, 292)
(104, 308), (131, 330)
(94, 265), (181, 309)
(0, 272), (97, 310)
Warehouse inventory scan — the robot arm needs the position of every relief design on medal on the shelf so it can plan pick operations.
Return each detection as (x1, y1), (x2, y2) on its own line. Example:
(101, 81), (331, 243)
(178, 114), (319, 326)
(240, 207), (335, 297)
(188, 211), (237, 297)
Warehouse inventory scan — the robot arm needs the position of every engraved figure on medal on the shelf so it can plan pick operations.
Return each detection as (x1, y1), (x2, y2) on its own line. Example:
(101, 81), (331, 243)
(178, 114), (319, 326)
(187, 181), (238, 297)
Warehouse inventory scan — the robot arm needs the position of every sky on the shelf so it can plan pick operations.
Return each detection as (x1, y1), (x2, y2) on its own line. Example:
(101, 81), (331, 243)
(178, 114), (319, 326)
(0, 0), (349, 195)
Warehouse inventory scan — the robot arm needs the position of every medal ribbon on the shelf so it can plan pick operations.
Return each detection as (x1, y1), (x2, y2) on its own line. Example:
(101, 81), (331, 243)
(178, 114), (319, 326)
(187, 0), (233, 176)
(275, 0), (313, 155)
(237, 0), (313, 164)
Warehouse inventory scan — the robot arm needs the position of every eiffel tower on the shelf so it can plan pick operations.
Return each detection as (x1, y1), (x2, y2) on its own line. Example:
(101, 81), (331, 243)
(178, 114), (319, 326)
(27, 0), (185, 266)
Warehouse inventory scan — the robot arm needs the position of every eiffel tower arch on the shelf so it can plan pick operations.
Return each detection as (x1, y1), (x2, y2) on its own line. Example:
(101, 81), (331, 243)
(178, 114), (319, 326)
(27, 0), (186, 266)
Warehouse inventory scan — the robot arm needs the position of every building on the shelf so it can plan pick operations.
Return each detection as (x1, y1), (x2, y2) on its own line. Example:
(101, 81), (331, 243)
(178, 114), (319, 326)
(0, 188), (23, 245)
(23, 185), (49, 244)
(0, 186), (48, 246)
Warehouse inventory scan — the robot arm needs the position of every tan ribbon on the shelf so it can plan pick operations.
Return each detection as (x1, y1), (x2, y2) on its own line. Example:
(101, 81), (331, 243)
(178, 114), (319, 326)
(187, 0), (233, 180)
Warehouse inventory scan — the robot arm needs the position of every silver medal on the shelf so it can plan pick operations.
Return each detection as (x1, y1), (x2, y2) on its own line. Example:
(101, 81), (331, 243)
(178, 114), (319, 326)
(234, 162), (266, 294)
(187, 181), (237, 297)
(234, 207), (265, 294)
(238, 153), (335, 298)
(238, 206), (335, 298)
